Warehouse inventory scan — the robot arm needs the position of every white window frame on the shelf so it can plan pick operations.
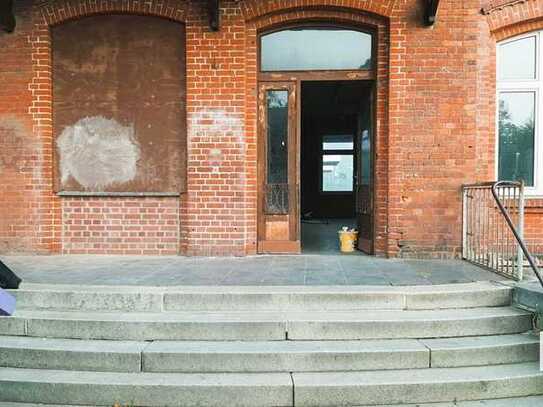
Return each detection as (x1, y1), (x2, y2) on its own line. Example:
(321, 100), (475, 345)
(497, 32), (542, 197)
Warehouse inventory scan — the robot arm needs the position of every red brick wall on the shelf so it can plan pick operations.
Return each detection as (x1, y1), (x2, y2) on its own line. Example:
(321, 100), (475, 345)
(526, 204), (543, 254)
(386, 0), (492, 258)
(183, 1), (248, 256)
(61, 197), (179, 255)
(0, 0), (53, 254)
(0, 0), (541, 257)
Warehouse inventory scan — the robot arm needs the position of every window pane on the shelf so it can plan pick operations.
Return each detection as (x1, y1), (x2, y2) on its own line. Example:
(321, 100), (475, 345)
(266, 90), (289, 214)
(498, 36), (536, 80)
(267, 90), (288, 184)
(322, 154), (353, 192)
(261, 28), (372, 71)
(323, 134), (354, 150)
(360, 130), (371, 186)
(498, 92), (535, 186)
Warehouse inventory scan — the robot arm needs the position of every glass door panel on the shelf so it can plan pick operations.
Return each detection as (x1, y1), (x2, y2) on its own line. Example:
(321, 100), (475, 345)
(258, 82), (300, 253)
(356, 88), (374, 254)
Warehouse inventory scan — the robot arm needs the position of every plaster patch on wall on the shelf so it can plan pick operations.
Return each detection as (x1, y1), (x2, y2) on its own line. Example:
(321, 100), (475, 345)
(57, 116), (140, 190)
(189, 109), (244, 167)
(189, 109), (244, 143)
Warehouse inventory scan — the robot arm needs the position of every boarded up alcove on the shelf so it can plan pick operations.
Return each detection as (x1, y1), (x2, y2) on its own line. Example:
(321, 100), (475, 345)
(52, 14), (186, 193)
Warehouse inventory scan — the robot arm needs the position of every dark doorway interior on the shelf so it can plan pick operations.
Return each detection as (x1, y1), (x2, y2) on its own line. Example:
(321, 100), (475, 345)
(301, 81), (372, 253)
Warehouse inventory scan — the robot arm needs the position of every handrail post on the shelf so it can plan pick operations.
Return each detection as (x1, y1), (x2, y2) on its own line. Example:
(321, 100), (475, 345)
(517, 182), (525, 281)
(462, 187), (468, 260)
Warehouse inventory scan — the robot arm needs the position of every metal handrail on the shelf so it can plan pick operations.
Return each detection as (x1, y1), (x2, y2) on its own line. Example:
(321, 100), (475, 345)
(491, 181), (543, 288)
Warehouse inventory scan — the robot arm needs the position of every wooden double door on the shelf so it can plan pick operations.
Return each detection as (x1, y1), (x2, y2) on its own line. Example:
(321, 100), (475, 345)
(257, 80), (375, 254)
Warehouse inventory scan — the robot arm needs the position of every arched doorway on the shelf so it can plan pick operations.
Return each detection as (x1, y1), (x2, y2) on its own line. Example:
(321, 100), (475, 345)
(257, 24), (376, 254)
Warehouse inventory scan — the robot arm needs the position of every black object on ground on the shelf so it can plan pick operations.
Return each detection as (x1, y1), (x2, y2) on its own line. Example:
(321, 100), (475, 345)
(0, 260), (21, 289)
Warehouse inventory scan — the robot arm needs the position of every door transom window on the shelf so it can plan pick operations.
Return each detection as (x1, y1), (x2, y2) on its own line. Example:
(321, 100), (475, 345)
(260, 26), (373, 72)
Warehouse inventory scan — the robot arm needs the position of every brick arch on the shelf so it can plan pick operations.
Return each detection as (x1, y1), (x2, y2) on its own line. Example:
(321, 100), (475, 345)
(28, 0), (188, 254)
(35, 0), (187, 26)
(484, 0), (543, 37)
(493, 18), (543, 41)
(251, 9), (388, 32)
(242, 7), (391, 256)
(239, 0), (396, 21)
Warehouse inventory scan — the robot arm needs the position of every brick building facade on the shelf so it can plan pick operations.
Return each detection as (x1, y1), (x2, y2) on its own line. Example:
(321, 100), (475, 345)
(0, 0), (541, 258)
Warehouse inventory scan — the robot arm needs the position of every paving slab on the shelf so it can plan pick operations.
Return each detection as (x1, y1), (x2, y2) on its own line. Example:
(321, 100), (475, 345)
(1, 255), (506, 286)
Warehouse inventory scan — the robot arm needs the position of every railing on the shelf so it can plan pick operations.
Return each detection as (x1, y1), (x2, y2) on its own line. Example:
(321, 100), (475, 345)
(462, 181), (543, 287)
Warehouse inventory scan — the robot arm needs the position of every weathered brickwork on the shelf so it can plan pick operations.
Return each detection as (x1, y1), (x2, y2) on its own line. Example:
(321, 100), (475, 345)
(0, 0), (541, 257)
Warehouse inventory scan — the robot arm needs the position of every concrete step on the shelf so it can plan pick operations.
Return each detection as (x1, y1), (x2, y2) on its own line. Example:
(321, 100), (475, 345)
(355, 395), (543, 406)
(0, 368), (293, 406)
(0, 404), (85, 407)
(292, 362), (543, 406)
(1, 398), (543, 407)
(142, 339), (430, 373)
(286, 306), (532, 340)
(9, 281), (513, 312)
(0, 333), (537, 373)
(4, 398), (543, 407)
(2, 307), (531, 340)
(0, 336), (145, 372)
(2, 397), (543, 407)
(0, 335), (426, 372)
(1, 363), (542, 406)
(0, 404), (83, 407)
(420, 332), (540, 368)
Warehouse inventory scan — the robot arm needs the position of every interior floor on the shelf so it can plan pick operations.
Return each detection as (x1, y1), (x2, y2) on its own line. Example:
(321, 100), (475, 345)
(301, 218), (358, 254)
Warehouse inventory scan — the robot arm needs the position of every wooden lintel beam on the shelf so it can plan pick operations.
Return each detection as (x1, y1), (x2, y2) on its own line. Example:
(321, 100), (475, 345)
(424, 0), (440, 26)
(208, 0), (220, 31)
(0, 0), (16, 33)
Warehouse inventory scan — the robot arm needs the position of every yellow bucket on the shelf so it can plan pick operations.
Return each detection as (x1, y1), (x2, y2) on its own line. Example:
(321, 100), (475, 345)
(338, 229), (358, 253)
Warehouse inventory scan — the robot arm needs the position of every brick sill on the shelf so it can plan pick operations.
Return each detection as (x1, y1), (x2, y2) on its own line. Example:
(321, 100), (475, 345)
(57, 192), (181, 198)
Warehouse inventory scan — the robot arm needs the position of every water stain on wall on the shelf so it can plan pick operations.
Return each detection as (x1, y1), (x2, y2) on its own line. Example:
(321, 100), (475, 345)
(0, 116), (41, 253)
(57, 116), (140, 190)
(0, 116), (30, 174)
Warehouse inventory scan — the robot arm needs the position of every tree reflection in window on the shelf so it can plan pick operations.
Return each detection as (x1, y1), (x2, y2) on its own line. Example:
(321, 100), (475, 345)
(498, 92), (535, 186)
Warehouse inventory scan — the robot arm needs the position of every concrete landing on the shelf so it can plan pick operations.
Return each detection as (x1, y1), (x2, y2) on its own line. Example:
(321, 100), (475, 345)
(1, 255), (505, 286)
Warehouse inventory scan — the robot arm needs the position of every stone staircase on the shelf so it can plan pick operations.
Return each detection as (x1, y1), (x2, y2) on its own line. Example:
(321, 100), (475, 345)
(0, 281), (542, 406)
